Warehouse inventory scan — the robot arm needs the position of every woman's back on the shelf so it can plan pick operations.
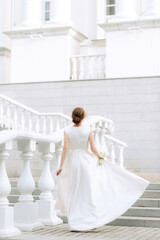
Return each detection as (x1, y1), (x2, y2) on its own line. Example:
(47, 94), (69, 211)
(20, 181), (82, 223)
(65, 125), (91, 151)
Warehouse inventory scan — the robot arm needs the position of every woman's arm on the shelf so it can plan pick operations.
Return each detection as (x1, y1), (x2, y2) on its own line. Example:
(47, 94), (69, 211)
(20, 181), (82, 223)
(56, 131), (69, 176)
(89, 130), (104, 159)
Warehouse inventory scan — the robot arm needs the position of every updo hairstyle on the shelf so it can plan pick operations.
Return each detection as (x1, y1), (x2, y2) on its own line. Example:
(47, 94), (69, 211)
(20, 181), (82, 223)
(72, 107), (85, 125)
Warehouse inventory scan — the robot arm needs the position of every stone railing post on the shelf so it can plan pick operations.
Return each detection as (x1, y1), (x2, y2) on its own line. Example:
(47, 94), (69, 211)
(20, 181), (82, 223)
(99, 122), (107, 153)
(117, 144), (125, 169)
(94, 122), (100, 151)
(14, 139), (43, 231)
(110, 140), (116, 165)
(52, 142), (63, 199)
(0, 99), (4, 128)
(0, 140), (21, 238)
(37, 142), (62, 225)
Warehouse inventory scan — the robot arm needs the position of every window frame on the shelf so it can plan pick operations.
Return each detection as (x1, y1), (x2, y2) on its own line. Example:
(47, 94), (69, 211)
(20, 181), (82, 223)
(106, 0), (116, 18)
(44, 0), (51, 22)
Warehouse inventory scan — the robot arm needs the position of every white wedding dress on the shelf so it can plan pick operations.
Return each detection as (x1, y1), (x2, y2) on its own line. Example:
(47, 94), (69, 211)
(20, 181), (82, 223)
(55, 125), (149, 231)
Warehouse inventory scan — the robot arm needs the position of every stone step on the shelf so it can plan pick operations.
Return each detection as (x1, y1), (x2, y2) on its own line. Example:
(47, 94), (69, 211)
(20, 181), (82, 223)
(58, 215), (160, 228)
(123, 207), (160, 218)
(8, 195), (39, 204)
(133, 198), (160, 207)
(108, 216), (160, 228)
(142, 190), (160, 198)
(147, 183), (160, 190)
(10, 181), (39, 188)
(10, 187), (40, 196)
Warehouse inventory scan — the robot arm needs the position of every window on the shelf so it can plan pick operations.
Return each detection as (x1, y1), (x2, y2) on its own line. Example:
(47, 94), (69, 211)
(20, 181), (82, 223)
(45, 1), (50, 21)
(106, 0), (116, 16)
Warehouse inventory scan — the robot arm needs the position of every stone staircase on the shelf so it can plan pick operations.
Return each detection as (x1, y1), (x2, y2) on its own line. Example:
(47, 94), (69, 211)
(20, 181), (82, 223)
(9, 181), (160, 228)
(109, 183), (160, 228)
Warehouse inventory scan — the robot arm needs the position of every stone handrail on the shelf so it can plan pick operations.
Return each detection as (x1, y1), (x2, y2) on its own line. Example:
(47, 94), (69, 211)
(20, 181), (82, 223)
(104, 135), (127, 169)
(0, 93), (72, 134)
(70, 54), (106, 80)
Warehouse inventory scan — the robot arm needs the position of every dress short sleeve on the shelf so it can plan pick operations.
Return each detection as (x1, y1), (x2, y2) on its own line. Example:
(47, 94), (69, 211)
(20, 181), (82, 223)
(64, 126), (71, 137)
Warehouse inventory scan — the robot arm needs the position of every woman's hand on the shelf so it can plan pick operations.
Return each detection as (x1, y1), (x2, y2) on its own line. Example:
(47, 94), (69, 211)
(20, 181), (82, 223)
(99, 153), (104, 159)
(56, 168), (62, 176)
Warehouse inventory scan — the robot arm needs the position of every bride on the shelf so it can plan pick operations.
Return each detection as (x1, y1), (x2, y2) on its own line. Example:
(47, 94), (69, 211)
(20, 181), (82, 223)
(55, 107), (149, 231)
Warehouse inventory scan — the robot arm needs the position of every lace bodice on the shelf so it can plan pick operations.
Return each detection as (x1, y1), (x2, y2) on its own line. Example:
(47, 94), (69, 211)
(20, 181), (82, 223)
(64, 125), (91, 151)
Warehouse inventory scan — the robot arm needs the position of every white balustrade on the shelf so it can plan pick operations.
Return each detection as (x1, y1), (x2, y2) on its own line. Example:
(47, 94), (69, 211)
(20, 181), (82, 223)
(0, 99), (4, 128)
(94, 122), (100, 151)
(20, 109), (25, 131)
(52, 142), (63, 195)
(17, 151), (35, 203)
(38, 142), (62, 225)
(104, 135), (127, 168)
(0, 141), (21, 238)
(0, 94), (72, 135)
(14, 139), (43, 231)
(70, 55), (106, 80)
(13, 105), (18, 130)
(99, 122), (107, 153)
(6, 102), (11, 129)
(79, 57), (84, 79)
(49, 116), (54, 134)
(0, 104), (127, 237)
(41, 116), (47, 134)
(71, 57), (77, 80)
(117, 145), (125, 169)
(28, 112), (33, 132)
(55, 116), (60, 131)
(94, 56), (98, 79)
(110, 141), (116, 165)
(35, 115), (40, 133)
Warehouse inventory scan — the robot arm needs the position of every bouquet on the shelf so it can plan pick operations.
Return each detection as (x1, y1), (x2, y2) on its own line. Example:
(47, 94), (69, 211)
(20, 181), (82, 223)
(98, 152), (106, 166)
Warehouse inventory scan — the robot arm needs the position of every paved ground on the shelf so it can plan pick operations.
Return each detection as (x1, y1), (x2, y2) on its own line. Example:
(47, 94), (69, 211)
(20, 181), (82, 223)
(8, 223), (160, 240)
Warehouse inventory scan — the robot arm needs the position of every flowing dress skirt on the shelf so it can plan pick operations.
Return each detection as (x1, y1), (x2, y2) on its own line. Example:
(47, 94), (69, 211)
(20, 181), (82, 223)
(55, 149), (149, 231)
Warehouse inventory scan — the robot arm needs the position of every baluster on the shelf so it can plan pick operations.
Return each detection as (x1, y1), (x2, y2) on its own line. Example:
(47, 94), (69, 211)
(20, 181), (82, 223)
(0, 141), (21, 237)
(94, 122), (100, 151)
(14, 139), (43, 231)
(52, 142), (63, 198)
(108, 122), (114, 134)
(6, 102), (11, 129)
(67, 119), (71, 126)
(85, 57), (91, 79)
(55, 116), (60, 131)
(49, 116), (54, 134)
(79, 57), (84, 79)
(110, 141), (116, 164)
(97, 56), (102, 79)
(99, 122), (107, 153)
(104, 136), (110, 158)
(20, 109), (25, 131)
(90, 56), (95, 79)
(0, 99), (4, 128)
(28, 112), (32, 132)
(41, 116), (46, 134)
(94, 56), (98, 79)
(117, 145), (125, 169)
(63, 119), (68, 128)
(35, 115), (40, 133)
(71, 57), (77, 80)
(38, 142), (62, 225)
(101, 55), (106, 78)
(12, 105), (18, 130)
